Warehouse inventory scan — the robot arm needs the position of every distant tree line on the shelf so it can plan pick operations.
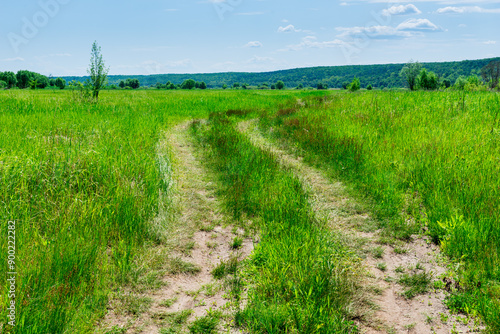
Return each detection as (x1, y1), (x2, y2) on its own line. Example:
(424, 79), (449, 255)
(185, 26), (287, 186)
(399, 59), (500, 91)
(59, 57), (498, 90)
(0, 70), (67, 90)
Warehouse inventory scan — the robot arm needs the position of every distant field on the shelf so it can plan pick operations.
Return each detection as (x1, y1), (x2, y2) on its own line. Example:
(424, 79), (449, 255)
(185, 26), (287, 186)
(1, 89), (499, 333)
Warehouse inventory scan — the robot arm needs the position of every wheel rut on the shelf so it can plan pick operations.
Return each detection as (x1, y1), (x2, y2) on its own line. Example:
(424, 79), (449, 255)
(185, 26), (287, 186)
(98, 122), (252, 334)
(238, 119), (481, 334)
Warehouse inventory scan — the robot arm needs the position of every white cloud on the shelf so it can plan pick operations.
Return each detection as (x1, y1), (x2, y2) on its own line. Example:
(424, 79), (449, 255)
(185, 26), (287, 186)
(397, 18), (441, 31)
(244, 41), (263, 48)
(278, 24), (301, 33)
(382, 4), (421, 16)
(0, 57), (24, 62)
(336, 18), (441, 41)
(246, 56), (274, 64)
(436, 6), (500, 14)
(345, 0), (498, 4)
(336, 25), (413, 39)
(284, 36), (346, 51)
(483, 40), (497, 44)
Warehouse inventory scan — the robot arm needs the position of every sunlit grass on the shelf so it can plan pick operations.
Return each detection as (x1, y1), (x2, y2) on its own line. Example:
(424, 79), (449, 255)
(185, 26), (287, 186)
(260, 90), (500, 331)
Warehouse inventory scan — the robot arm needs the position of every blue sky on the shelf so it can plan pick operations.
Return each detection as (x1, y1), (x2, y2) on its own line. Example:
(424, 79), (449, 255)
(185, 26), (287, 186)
(0, 0), (499, 76)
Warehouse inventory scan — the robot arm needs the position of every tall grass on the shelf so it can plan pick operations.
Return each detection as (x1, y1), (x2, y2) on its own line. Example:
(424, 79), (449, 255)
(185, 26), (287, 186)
(0, 89), (306, 333)
(192, 113), (359, 333)
(261, 90), (500, 331)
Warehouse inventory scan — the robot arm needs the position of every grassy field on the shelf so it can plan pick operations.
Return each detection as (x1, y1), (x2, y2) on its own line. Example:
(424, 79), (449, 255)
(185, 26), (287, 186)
(1, 89), (499, 333)
(259, 90), (500, 330)
(0, 89), (302, 333)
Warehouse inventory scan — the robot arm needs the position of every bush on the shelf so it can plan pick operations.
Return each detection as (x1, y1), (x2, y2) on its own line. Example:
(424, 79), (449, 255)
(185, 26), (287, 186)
(367, 84), (373, 90)
(317, 82), (328, 90)
(181, 79), (196, 90)
(276, 81), (285, 90)
(348, 77), (360, 92)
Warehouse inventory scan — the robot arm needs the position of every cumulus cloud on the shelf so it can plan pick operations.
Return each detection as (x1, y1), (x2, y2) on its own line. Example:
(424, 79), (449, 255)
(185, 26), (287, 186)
(436, 6), (500, 14)
(382, 4), (421, 16)
(278, 24), (301, 33)
(336, 25), (413, 39)
(284, 36), (345, 51)
(246, 56), (274, 63)
(244, 41), (263, 48)
(396, 18), (441, 31)
(336, 18), (441, 41)
(0, 57), (24, 62)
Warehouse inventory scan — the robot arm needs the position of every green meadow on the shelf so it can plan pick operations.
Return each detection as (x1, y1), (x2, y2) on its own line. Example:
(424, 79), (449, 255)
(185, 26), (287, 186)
(1, 89), (499, 332)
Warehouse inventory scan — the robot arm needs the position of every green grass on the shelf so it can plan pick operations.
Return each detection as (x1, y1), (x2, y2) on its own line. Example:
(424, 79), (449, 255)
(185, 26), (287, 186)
(260, 90), (500, 331)
(0, 89), (311, 333)
(3, 88), (500, 333)
(192, 113), (359, 333)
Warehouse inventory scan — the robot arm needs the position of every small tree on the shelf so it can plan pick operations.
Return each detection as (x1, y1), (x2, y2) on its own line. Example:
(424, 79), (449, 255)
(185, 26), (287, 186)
(276, 80), (285, 90)
(0, 71), (18, 89)
(55, 78), (66, 90)
(419, 69), (438, 90)
(125, 78), (140, 89)
(199, 81), (207, 90)
(119, 80), (125, 88)
(0, 80), (7, 89)
(481, 60), (500, 89)
(87, 41), (109, 101)
(342, 81), (350, 90)
(317, 82), (328, 90)
(453, 76), (468, 90)
(222, 84), (227, 89)
(400, 60), (422, 91)
(181, 79), (196, 90)
(233, 82), (240, 89)
(348, 77), (360, 92)
(367, 84), (373, 90)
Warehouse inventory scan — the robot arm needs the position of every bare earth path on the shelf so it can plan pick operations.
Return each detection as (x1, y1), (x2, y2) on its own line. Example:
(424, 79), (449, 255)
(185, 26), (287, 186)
(97, 122), (252, 333)
(239, 119), (481, 334)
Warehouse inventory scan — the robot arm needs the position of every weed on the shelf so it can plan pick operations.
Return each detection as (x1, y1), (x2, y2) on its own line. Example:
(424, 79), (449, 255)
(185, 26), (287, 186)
(188, 313), (220, 334)
(399, 271), (431, 299)
(376, 262), (387, 271)
(372, 246), (385, 259)
(168, 257), (201, 275)
(230, 236), (243, 249)
(159, 298), (177, 308)
(395, 266), (405, 273)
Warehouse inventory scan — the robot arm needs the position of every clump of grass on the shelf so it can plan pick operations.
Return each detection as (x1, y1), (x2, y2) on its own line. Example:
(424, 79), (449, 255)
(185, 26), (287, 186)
(372, 246), (385, 259)
(159, 298), (177, 308)
(230, 236), (243, 249)
(211, 256), (239, 280)
(168, 257), (201, 275)
(399, 271), (431, 299)
(119, 295), (153, 315)
(376, 262), (387, 271)
(188, 313), (220, 334)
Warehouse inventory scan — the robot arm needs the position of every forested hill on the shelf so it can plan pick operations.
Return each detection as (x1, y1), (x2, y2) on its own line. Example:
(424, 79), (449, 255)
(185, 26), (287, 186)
(63, 57), (500, 89)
